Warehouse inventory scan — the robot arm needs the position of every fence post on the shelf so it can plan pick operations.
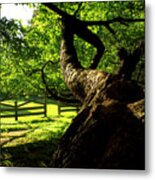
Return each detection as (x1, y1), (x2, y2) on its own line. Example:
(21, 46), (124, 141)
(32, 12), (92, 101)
(15, 100), (18, 121)
(44, 91), (47, 117)
(58, 102), (61, 115)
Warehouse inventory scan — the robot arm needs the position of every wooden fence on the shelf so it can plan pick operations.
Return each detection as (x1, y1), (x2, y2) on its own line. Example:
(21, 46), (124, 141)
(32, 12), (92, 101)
(57, 102), (80, 115)
(0, 98), (47, 121)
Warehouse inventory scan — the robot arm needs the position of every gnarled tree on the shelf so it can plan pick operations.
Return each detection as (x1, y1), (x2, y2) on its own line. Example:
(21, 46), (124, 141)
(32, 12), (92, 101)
(43, 2), (145, 169)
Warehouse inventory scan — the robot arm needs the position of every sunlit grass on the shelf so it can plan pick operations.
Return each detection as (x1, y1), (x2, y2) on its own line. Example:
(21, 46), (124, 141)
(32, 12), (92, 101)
(0, 99), (78, 167)
(1, 100), (77, 147)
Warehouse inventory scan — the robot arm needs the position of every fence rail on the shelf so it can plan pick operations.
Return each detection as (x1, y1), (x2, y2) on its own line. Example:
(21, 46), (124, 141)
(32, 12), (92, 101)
(0, 96), (81, 119)
(57, 102), (80, 115)
(0, 98), (47, 121)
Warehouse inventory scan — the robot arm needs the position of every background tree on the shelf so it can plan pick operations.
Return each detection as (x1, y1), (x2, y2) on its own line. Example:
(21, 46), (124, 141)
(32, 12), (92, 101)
(0, 1), (144, 99)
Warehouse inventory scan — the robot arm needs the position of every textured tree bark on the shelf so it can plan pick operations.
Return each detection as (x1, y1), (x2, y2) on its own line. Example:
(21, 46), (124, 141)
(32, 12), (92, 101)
(43, 3), (145, 169)
(51, 78), (144, 169)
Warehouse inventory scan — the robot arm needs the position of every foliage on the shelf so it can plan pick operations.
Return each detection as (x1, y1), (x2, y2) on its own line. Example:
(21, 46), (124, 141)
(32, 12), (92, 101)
(0, 1), (145, 98)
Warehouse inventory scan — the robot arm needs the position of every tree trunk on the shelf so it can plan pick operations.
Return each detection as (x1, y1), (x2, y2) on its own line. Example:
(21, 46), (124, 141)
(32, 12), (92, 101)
(51, 78), (144, 169)
(43, 3), (145, 169)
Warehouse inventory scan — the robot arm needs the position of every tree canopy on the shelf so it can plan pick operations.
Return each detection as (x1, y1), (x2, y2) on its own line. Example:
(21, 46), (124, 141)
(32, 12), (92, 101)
(0, 1), (144, 99)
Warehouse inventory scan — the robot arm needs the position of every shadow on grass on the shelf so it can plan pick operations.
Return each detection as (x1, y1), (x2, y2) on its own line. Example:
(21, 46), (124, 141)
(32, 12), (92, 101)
(30, 118), (55, 124)
(1, 117), (56, 132)
(1, 139), (59, 167)
(1, 127), (29, 133)
(0, 115), (72, 167)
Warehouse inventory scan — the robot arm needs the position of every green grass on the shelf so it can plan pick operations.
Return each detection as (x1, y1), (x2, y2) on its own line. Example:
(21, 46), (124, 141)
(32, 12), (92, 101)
(0, 99), (77, 167)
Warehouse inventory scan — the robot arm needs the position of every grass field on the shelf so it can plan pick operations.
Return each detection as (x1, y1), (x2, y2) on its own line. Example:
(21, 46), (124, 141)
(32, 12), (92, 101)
(0, 99), (77, 167)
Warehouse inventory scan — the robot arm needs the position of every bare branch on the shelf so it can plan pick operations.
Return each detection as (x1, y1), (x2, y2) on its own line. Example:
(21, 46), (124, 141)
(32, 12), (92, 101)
(41, 60), (79, 103)
(73, 2), (83, 16)
(42, 3), (70, 18)
(42, 3), (144, 36)
(84, 17), (144, 26)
